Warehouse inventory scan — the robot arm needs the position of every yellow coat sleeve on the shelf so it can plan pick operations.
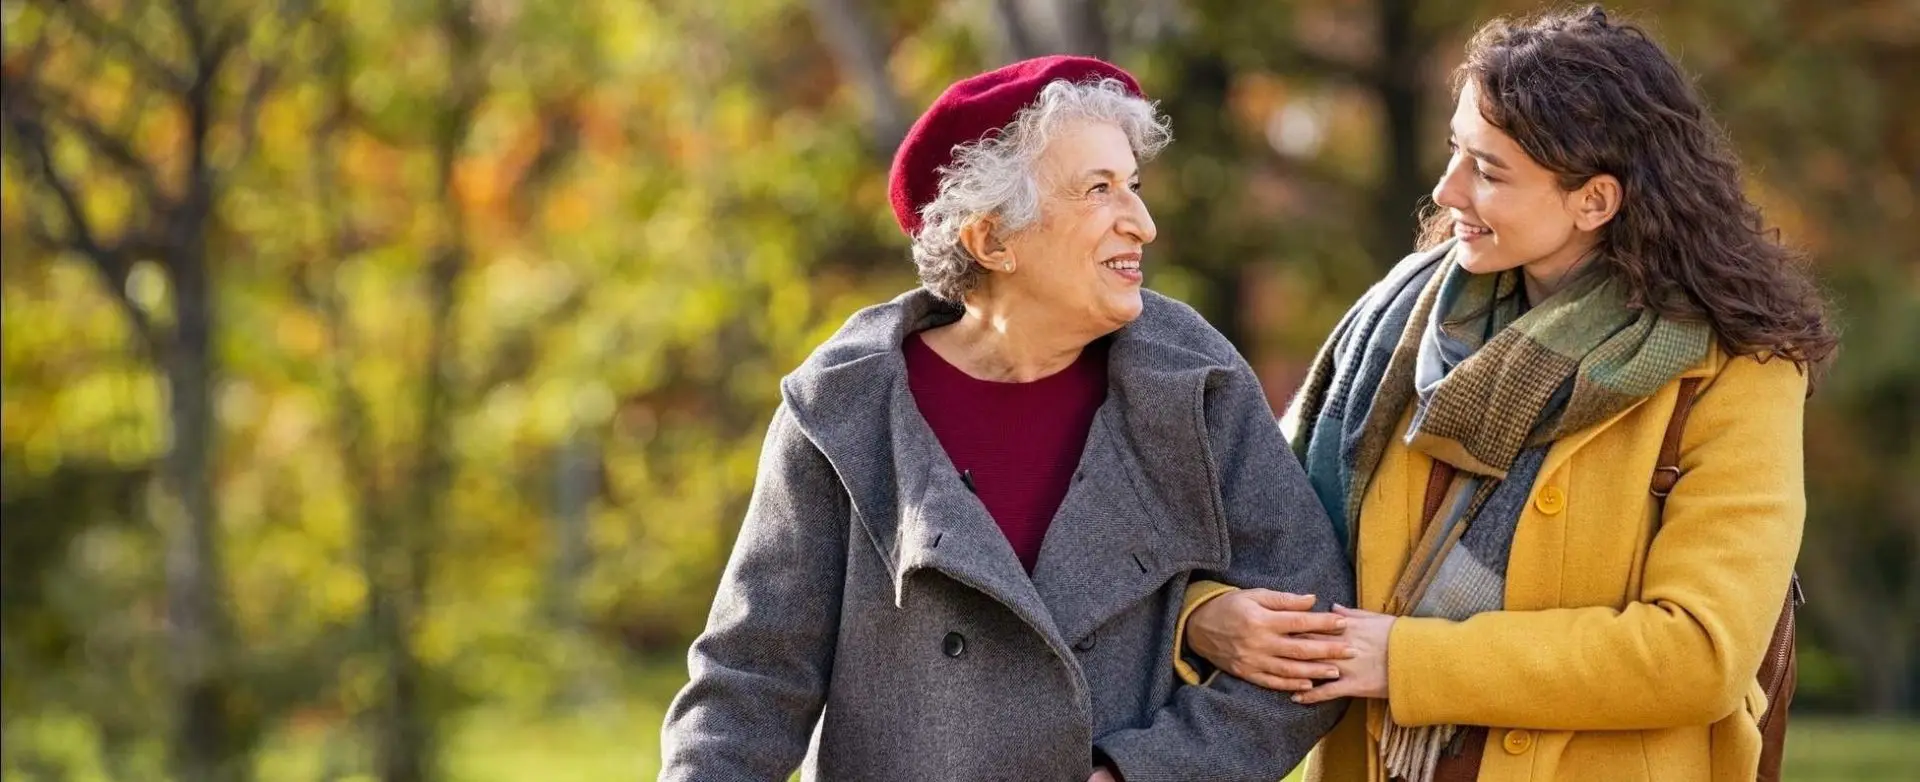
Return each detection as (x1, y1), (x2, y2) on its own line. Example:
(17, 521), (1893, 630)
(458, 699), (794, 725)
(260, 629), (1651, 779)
(1386, 356), (1807, 731)
(1173, 580), (1241, 685)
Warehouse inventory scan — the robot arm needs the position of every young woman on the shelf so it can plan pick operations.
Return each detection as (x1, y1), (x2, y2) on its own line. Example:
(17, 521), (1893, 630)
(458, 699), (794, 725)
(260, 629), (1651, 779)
(1179, 6), (1835, 781)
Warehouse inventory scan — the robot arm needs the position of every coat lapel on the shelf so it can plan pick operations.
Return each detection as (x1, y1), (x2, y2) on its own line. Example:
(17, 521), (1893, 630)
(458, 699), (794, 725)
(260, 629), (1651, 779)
(780, 287), (1235, 654)
(887, 386), (1064, 644)
(1030, 322), (1232, 646)
(1029, 410), (1223, 646)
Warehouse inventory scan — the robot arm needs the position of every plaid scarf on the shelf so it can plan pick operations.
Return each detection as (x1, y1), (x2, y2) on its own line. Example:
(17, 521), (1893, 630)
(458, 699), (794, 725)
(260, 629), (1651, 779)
(1286, 240), (1710, 782)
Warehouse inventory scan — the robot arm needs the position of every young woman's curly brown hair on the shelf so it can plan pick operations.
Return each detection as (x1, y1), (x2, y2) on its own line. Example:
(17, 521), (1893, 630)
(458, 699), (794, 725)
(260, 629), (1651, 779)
(1419, 5), (1837, 369)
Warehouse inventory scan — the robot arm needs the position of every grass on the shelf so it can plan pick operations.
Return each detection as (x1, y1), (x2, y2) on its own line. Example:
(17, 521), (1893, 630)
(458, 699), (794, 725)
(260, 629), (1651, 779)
(268, 694), (1915, 782)
(252, 690), (1920, 782)
(251, 665), (691, 782)
(1783, 718), (1920, 781)
(8, 665), (1915, 781)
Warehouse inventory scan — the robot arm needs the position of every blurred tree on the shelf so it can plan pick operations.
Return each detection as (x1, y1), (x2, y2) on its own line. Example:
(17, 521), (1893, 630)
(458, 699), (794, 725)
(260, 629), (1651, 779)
(298, 2), (481, 777)
(0, 2), (1914, 779)
(2, 1), (304, 779)
(291, 1), (595, 777)
(1686, 0), (1920, 713)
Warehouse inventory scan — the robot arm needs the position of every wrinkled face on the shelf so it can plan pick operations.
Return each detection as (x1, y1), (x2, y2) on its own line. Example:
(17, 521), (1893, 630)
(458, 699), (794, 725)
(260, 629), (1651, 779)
(1433, 81), (1600, 288)
(1002, 119), (1157, 331)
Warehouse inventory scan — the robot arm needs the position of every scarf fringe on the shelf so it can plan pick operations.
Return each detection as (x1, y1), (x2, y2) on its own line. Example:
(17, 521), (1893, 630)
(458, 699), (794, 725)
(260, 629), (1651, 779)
(1382, 717), (1456, 782)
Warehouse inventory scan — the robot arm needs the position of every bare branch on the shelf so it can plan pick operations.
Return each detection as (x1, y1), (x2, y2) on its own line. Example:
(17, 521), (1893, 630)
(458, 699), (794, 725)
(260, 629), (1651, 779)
(1044, 0), (1111, 58)
(5, 112), (107, 261)
(506, 100), (583, 225)
(168, 0), (209, 63)
(5, 75), (173, 206)
(990, 0), (1043, 61)
(215, 60), (280, 184)
(39, 0), (194, 93)
(19, 212), (161, 353)
(469, 285), (589, 394)
(986, 0), (1113, 60)
(804, 0), (909, 151)
(299, 37), (382, 508)
(6, 114), (166, 354)
(225, 0), (321, 177)
(430, 0), (485, 246)
(198, 14), (249, 80)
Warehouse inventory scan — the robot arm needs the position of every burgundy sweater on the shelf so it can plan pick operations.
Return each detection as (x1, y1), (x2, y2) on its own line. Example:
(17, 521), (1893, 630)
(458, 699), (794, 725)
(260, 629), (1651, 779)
(903, 332), (1109, 573)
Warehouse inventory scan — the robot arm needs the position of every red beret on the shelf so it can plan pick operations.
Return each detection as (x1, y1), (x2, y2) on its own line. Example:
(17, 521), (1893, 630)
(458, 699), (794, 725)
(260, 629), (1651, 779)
(888, 55), (1145, 237)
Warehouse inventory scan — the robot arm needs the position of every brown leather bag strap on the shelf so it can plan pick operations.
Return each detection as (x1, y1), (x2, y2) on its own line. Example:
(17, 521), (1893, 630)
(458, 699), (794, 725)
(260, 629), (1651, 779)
(1646, 374), (1803, 782)
(1651, 377), (1705, 499)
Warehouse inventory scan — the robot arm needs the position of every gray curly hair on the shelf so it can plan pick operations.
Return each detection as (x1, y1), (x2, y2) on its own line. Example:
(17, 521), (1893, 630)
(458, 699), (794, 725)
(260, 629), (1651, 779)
(910, 78), (1172, 302)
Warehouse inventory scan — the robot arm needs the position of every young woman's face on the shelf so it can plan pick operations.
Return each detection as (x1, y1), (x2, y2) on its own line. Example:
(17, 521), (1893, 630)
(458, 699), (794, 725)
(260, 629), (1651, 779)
(1432, 81), (1611, 293)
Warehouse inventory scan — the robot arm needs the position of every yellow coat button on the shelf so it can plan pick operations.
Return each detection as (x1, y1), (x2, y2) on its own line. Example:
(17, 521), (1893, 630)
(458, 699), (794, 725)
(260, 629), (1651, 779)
(1503, 729), (1534, 754)
(1534, 486), (1566, 515)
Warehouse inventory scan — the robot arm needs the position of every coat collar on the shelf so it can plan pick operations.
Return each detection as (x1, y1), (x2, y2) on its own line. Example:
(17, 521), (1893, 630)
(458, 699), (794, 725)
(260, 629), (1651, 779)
(780, 288), (1236, 648)
(1537, 341), (1730, 479)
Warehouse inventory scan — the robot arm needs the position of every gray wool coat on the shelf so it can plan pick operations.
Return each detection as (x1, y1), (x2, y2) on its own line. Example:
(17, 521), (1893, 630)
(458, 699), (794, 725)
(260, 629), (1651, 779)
(659, 288), (1353, 782)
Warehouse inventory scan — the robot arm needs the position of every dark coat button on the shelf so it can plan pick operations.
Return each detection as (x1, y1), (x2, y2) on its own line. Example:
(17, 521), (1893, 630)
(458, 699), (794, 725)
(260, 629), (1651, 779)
(942, 631), (967, 658)
(1074, 634), (1097, 652)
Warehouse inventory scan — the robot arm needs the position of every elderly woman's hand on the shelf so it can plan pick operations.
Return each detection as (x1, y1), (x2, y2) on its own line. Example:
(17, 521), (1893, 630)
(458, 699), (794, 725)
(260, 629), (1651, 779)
(1186, 589), (1354, 692)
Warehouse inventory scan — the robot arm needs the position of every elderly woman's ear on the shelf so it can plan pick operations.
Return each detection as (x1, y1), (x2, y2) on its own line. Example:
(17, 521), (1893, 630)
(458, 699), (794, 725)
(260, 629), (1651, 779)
(960, 217), (1015, 273)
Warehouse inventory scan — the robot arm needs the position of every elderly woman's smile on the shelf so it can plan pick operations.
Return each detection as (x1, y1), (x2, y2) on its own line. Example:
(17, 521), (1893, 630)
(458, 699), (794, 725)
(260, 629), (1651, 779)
(996, 118), (1159, 331)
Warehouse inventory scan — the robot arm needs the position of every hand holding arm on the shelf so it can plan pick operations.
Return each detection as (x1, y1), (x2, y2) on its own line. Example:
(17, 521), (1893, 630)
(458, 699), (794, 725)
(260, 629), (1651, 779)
(1184, 588), (1353, 691)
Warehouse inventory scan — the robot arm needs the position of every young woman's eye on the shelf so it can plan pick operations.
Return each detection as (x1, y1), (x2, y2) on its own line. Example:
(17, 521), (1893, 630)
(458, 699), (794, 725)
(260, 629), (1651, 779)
(1474, 163), (1498, 183)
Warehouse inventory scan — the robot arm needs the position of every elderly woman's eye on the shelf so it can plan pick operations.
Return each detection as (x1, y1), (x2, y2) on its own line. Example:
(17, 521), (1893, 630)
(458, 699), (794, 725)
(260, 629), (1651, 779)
(1089, 183), (1111, 194)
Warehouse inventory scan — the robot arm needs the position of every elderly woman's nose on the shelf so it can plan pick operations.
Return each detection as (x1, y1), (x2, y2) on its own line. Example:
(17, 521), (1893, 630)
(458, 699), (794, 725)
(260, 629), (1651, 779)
(1122, 191), (1158, 245)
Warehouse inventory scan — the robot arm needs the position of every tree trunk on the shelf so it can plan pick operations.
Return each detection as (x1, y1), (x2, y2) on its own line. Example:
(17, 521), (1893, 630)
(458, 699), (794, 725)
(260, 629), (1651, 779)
(804, 0), (908, 152)
(549, 430), (598, 706)
(1153, 40), (1249, 350)
(166, 43), (252, 774)
(991, 0), (1044, 61)
(1042, 0), (1110, 59)
(372, 6), (481, 776)
(991, 0), (1110, 60)
(373, 246), (462, 782)
(164, 243), (244, 782)
(1865, 636), (1914, 714)
(1372, 0), (1431, 266)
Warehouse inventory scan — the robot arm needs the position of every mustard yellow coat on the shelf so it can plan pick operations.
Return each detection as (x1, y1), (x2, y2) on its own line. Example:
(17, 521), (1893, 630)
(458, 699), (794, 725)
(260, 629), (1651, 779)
(1184, 345), (1807, 781)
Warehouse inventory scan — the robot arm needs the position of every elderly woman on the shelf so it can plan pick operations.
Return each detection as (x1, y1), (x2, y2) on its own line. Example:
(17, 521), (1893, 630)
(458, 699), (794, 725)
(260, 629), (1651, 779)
(659, 56), (1352, 781)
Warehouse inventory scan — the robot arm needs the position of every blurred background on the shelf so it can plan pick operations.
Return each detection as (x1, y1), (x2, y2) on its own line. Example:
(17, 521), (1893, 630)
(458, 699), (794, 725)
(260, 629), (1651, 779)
(2, 0), (1915, 780)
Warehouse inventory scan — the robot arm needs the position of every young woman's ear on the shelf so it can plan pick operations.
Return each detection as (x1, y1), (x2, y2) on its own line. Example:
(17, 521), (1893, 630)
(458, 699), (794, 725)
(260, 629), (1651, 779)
(960, 217), (1016, 273)
(1572, 174), (1623, 232)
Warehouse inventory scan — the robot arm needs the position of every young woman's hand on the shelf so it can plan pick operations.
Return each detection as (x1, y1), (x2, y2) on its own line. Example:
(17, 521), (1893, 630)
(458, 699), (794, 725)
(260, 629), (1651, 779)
(1291, 605), (1395, 704)
(1186, 589), (1354, 691)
